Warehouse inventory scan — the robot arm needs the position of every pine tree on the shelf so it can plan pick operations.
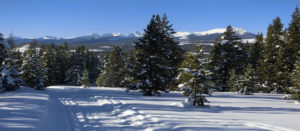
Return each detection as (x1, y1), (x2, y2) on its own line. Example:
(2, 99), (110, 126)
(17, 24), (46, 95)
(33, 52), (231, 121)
(188, 44), (211, 106)
(284, 7), (300, 73)
(177, 44), (211, 106)
(65, 46), (86, 85)
(1, 58), (22, 91)
(86, 51), (100, 85)
(0, 33), (7, 64)
(40, 44), (57, 86)
(228, 69), (238, 92)
(291, 59), (300, 101)
(259, 17), (285, 93)
(274, 7), (300, 91)
(96, 54), (109, 87)
(123, 51), (137, 88)
(238, 64), (259, 95)
(0, 33), (22, 92)
(209, 25), (248, 91)
(177, 52), (197, 96)
(132, 14), (184, 96)
(97, 46), (125, 87)
(21, 41), (44, 90)
(81, 68), (89, 88)
(250, 33), (264, 69)
(55, 43), (70, 84)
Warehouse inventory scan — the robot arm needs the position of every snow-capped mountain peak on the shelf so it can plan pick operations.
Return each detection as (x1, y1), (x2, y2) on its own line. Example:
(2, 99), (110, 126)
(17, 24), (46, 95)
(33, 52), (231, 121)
(174, 27), (249, 39)
(127, 31), (143, 37)
(193, 27), (247, 36)
(37, 36), (62, 40)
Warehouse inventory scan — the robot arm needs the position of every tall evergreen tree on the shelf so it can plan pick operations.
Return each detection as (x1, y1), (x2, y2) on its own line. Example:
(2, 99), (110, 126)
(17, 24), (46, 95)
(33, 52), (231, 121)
(274, 7), (300, 91)
(21, 41), (44, 90)
(209, 25), (248, 91)
(259, 17), (285, 92)
(86, 50), (100, 85)
(55, 43), (70, 84)
(96, 54), (109, 87)
(97, 46), (125, 87)
(123, 51), (137, 88)
(250, 33), (264, 69)
(0, 33), (22, 92)
(40, 44), (57, 86)
(132, 14), (184, 96)
(65, 46), (86, 85)
(0, 33), (7, 64)
(284, 7), (300, 73)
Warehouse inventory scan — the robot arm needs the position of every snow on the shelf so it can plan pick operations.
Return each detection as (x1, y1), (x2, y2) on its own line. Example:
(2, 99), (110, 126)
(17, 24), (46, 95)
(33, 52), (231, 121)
(99, 46), (112, 49)
(173, 32), (191, 39)
(16, 44), (41, 53)
(88, 49), (104, 52)
(16, 44), (29, 53)
(112, 33), (121, 37)
(175, 28), (248, 40)
(1, 86), (300, 131)
(241, 38), (256, 43)
(194, 27), (247, 36)
(37, 36), (62, 40)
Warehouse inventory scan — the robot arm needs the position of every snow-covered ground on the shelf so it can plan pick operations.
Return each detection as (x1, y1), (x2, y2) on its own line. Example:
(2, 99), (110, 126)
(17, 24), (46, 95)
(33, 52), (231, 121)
(0, 86), (299, 131)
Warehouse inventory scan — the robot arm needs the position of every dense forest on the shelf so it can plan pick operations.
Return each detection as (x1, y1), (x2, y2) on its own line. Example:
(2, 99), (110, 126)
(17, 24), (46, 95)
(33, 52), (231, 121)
(1, 7), (300, 106)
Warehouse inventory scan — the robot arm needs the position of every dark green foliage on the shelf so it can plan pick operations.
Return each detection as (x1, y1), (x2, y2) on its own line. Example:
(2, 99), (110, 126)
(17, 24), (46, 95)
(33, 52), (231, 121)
(81, 68), (89, 88)
(21, 41), (44, 90)
(0, 33), (7, 64)
(188, 44), (211, 106)
(177, 52), (196, 87)
(259, 17), (286, 93)
(0, 33), (22, 92)
(86, 51), (100, 85)
(238, 64), (259, 95)
(55, 43), (71, 84)
(291, 59), (300, 101)
(65, 46), (86, 85)
(209, 25), (248, 91)
(96, 54), (109, 87)
(277, 7), (300, 90)
(123, 51), (137, 88)
(97, 46), (125, 87)
(228, 69), (238, 92)
(249, 33), (264, 69)
(177, 44), (211, 106)
(40, 44), (57, 86)
(132, 14), (184, 96)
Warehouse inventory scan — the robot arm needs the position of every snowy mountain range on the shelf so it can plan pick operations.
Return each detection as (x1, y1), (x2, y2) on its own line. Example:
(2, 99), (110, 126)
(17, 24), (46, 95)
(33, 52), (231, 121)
(10, 28), (256, 46)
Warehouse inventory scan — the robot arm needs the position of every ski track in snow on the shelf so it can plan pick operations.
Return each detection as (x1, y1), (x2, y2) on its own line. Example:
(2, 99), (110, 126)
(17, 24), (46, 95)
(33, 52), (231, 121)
(0, 86), (300, 131)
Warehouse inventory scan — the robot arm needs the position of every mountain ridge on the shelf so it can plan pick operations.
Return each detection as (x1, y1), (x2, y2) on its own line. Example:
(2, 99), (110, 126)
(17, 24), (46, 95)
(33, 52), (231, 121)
(9, 27), (256, 46)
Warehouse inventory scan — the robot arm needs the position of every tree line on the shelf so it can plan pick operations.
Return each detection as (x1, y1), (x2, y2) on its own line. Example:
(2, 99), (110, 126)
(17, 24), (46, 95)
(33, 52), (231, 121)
(0, 8), (299, 105)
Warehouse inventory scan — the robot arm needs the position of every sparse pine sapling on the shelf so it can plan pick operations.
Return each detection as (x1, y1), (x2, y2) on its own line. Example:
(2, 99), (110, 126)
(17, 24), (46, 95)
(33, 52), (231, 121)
(81, 68), (89, 88)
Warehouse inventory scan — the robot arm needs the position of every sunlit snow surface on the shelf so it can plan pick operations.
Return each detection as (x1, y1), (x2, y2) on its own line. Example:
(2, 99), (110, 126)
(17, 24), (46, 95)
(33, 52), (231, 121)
(0, 86), (299, 131)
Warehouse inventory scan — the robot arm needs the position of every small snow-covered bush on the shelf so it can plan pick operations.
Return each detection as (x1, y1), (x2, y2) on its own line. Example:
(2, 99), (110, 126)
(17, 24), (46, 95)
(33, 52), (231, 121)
(187, 94), (209, 106)
(283, 95), (292, 100)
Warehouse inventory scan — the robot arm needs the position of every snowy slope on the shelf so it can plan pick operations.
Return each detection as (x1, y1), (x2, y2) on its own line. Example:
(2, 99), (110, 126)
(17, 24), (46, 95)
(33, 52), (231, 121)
(174, 27), (249, 39)
(1, 86), (299, 131)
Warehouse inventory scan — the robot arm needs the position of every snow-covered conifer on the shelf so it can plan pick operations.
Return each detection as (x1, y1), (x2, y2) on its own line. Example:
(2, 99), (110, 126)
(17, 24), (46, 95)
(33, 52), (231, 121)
(132, 14), (184, 96)
(21, 41), (44, 90)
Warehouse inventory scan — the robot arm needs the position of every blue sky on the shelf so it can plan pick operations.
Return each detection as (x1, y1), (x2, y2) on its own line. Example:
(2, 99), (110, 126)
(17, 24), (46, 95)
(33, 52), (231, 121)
(0, 0), (299, 38)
